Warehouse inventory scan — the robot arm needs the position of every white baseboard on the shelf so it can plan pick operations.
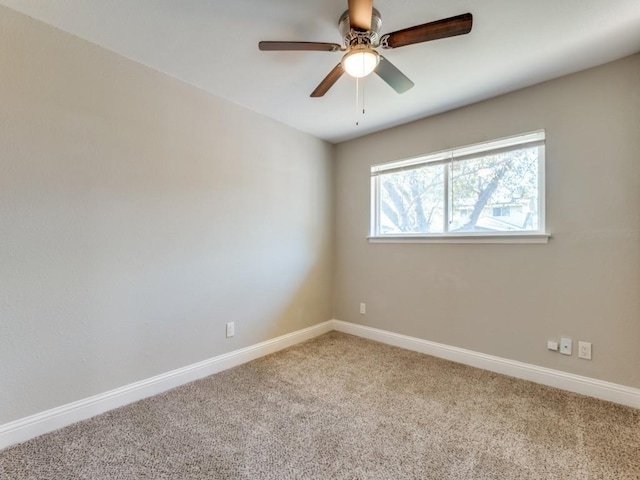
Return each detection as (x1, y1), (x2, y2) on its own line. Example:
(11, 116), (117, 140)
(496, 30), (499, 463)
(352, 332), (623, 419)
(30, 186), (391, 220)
(3, 318), (638, 451)
(331, 319), (640, 409)
(0, 320), (333, 450)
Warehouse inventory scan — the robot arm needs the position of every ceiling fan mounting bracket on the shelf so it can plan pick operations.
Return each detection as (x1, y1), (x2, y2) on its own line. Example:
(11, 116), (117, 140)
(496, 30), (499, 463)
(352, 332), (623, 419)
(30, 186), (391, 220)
(378, 34), (390, 49)
(346, 30), (375, 49)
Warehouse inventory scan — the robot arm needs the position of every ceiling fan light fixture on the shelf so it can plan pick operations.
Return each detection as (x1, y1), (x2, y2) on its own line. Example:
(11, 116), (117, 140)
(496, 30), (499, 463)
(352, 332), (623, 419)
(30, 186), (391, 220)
(342, 48), (379, 78)
(259, 2), (473, 97)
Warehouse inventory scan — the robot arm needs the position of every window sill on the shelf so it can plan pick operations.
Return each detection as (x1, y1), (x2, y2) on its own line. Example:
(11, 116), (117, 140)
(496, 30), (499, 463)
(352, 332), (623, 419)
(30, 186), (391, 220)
(367, 233), (551, 244)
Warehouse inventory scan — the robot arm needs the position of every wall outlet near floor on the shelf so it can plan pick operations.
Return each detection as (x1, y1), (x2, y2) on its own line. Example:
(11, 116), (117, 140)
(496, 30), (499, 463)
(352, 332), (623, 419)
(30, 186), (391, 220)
(359, 303), (366, 315)
(578, 341), (592, 360)
(559, 337), (572, 355)
(547, 340), (559, 351)
(226, 322), (235, 338)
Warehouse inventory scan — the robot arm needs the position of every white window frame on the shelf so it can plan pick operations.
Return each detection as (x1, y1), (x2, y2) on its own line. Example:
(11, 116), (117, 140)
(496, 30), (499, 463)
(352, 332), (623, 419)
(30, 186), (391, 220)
(369, 130), (550, 244)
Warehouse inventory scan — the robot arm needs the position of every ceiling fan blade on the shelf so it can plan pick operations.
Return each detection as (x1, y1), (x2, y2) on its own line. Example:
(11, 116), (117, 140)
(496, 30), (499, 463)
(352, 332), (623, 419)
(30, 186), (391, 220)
(348, 0), (373, 31)
(380, 13), (472, 49)
(259, 41), (342, 52)
(375, 56), (414, 94)
(310, 64), (345, 97)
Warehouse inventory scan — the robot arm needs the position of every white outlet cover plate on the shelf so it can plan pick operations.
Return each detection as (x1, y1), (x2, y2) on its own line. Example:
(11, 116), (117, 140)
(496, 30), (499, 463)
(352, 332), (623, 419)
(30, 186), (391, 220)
(226, 322), (235, 338)
(578, 341), (592, 360)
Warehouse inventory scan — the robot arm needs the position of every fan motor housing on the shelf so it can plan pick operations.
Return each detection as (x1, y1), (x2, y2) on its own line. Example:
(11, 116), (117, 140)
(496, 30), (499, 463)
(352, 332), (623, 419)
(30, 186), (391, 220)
(339, 8), (382, 47)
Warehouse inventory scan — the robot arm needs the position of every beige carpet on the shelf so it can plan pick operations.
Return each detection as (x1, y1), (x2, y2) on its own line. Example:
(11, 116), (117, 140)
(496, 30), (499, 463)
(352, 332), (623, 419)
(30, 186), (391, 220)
(1, 332), (638, 479)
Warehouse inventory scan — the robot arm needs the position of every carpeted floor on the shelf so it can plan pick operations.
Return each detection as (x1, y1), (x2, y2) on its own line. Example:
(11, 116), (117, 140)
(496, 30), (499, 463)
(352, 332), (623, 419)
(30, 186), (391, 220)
(1, 332), (639, 479)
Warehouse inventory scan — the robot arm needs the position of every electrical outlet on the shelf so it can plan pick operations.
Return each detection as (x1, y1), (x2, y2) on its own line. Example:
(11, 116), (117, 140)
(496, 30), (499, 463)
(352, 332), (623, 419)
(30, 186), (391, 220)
(578, 341), (592, 360)
(547, 340), (559, 351)
(559, 337), (572, 355)
(359, 303), (366, 315)
(226, 322), (235, 338)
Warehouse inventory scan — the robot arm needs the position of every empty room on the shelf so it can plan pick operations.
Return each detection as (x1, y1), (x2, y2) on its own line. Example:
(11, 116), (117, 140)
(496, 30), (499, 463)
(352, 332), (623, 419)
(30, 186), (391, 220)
(1, 1), (639, 478)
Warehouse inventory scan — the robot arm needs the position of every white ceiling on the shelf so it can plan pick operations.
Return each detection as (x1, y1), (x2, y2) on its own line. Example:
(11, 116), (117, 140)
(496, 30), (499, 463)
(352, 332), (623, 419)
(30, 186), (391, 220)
(2, 0), (640, 143)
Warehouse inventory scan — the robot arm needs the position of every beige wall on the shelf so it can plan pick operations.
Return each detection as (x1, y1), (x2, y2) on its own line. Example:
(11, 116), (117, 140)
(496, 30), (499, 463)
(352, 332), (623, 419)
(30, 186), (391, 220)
(0, 7), (334, 423)
(334, 54), (640, 389)
(1, 4), (639, 428)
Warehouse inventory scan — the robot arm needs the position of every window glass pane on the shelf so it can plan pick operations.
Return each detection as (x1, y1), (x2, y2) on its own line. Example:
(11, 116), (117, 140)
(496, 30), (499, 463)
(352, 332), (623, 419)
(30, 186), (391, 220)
(449, 146), (539, 232)
(378, 164), (445, 234)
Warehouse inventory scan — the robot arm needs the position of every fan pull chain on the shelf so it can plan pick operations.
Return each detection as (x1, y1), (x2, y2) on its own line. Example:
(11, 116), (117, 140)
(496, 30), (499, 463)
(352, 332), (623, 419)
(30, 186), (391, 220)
(362, 77), (366, 115)
(355, 78), (367, 126)
(355, 77), (360, 126)
(361, 53), (366, 116)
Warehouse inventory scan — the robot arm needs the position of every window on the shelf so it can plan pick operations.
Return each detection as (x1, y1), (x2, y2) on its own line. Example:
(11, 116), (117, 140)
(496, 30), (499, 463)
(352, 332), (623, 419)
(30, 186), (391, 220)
(370, 131), (546, 241)
(492, 206), (510, 217)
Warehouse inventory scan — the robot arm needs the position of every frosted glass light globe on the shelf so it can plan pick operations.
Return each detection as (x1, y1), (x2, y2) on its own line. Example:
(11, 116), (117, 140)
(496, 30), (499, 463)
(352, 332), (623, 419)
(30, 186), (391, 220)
(342, 49), (379, 78)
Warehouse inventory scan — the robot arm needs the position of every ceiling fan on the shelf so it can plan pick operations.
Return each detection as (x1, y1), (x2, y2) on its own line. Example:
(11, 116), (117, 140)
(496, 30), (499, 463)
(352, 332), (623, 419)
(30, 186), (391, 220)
(258, 0), (472, 97)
